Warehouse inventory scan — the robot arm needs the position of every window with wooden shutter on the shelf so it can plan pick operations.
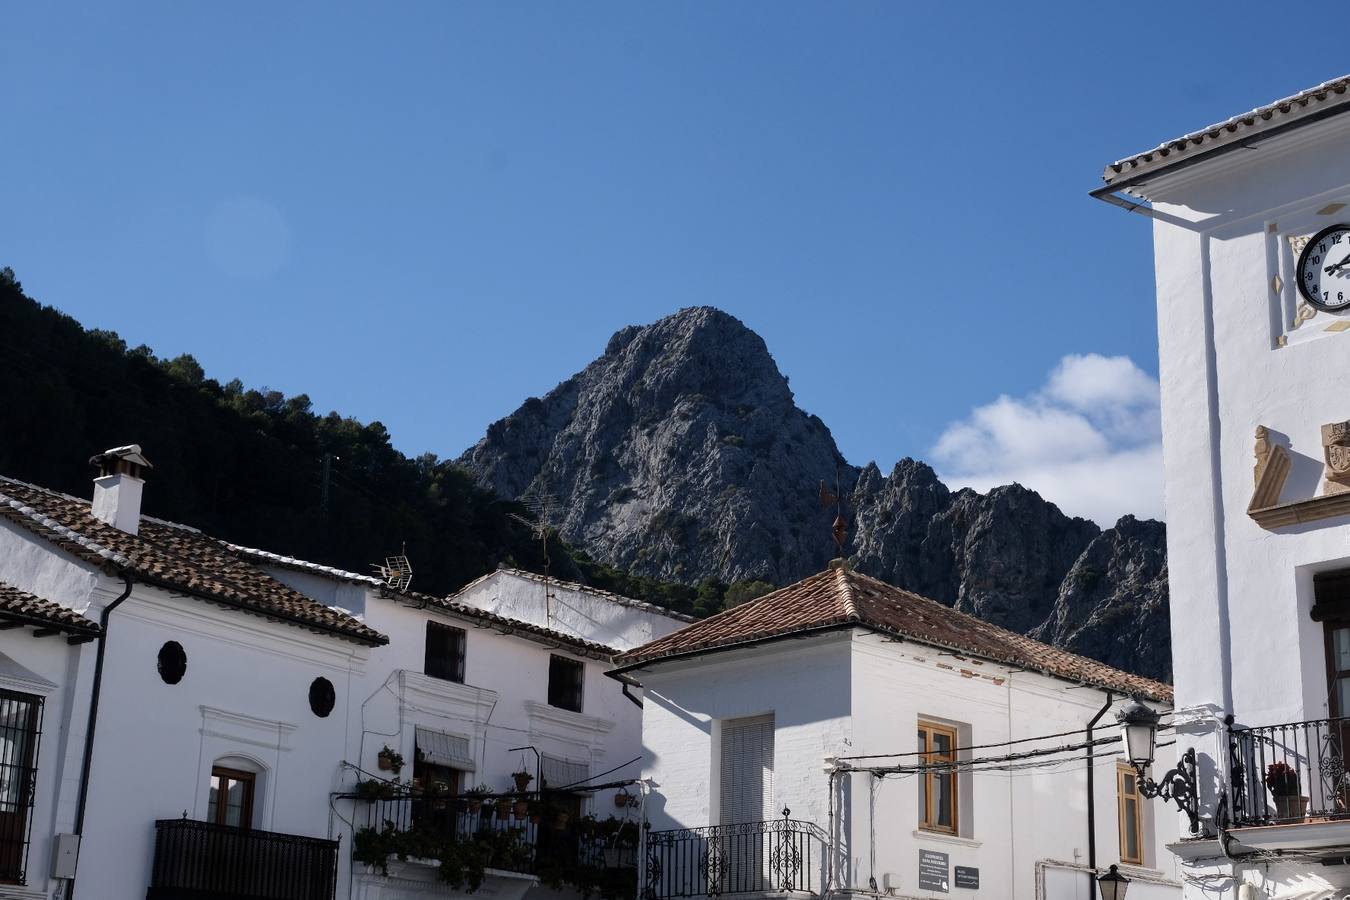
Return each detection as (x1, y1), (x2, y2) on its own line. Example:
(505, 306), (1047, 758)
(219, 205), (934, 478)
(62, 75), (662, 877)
(1117, 762), (1144, 865)
(918, 721), (958, 834)
(719, 714), (774, 825)
(425, 621), (466, 683)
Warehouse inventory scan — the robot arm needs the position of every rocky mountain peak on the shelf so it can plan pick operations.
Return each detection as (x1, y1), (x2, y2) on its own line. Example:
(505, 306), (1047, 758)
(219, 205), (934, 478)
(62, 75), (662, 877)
(459, 308), (1171, 681)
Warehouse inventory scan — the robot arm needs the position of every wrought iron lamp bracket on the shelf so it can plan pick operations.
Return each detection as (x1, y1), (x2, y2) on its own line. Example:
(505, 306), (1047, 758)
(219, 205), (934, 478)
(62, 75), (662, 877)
(1133, 747), (1200, 834)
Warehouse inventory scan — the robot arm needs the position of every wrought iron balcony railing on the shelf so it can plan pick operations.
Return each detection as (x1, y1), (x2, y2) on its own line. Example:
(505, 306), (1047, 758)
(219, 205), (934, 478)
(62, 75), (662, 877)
(146, 817), (339, 900)
(644, 810), (826, 899)
(1230, 716), (1350, 826)
(355, 794), (638, 877)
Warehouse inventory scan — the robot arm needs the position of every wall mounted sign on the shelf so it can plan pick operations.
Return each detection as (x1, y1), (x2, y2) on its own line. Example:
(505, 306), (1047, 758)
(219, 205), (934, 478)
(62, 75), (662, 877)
(954, 866), (979, 889)
(918, 849), (949, 892)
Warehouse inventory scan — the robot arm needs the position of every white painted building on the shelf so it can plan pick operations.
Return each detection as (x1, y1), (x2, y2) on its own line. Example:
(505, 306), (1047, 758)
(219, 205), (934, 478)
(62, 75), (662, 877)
(0, 447), (386, 900)
(1096, 74), (1350, 899)
(0, 447), (683, 900)
(612, 562), (1181, 900)
(233, 556), (688, 900)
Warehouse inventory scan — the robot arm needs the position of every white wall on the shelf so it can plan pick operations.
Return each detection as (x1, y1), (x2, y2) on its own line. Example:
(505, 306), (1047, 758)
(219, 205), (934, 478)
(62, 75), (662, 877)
(453, 571), (691, 652)
(256, 570), (649, 899)
(634, 629), (1178, 900)
(1143, 110), (1350, 899)
(73, 576), (367, 900)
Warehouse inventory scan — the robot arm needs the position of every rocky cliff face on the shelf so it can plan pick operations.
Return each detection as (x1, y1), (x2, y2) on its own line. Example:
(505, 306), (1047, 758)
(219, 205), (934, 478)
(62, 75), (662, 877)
(460, 307), (1171, 681)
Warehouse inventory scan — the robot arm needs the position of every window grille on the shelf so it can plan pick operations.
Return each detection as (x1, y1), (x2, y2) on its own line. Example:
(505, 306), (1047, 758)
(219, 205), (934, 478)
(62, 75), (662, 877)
(0, 690), (42, 885)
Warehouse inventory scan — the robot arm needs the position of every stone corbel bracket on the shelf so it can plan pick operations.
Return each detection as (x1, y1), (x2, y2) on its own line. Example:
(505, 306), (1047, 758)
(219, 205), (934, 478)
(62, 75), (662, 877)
(1249, 424), (1350, 529)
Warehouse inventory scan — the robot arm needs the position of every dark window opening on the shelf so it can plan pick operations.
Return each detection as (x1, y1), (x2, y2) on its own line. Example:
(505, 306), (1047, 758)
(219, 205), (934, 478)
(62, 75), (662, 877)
(547, 655), (584, 712)
(425, 622), (466, 683)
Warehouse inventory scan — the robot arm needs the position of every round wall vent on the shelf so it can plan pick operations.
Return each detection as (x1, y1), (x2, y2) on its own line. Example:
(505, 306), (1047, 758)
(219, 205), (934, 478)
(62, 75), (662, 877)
(157, 641), (187, 685)
(308, 677), (336, 718)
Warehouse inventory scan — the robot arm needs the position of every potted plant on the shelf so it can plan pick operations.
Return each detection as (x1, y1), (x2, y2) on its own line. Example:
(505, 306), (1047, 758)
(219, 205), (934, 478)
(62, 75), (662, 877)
(377, 745), (405, 774)
(614, 788), (633, 809)
(1266, 761), (1307, 819)
(514, 796), (530, 818)
(495, 797), (512, 821)
(511, 769), (534, 793)
(465, 784), (491, 813)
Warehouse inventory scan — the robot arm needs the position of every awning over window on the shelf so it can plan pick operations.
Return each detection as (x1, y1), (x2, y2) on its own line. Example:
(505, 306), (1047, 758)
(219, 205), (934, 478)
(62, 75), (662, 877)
(541, 755), (590, 792)
(415, 727), (475, 771)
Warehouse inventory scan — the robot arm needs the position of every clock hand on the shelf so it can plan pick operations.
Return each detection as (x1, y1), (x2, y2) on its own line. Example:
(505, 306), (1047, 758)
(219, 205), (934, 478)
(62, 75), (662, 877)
(1326, 252), (1350, 275)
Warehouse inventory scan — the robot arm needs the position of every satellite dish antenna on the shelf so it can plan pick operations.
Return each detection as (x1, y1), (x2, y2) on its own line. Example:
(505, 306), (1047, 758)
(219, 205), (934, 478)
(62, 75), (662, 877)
(373, 543), (414, 591)
(508, 487), (560, 627)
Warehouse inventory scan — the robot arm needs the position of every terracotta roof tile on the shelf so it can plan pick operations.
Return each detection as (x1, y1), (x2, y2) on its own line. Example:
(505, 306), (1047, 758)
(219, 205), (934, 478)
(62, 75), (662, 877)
(0, 477), (386, 646)
(0, 582), (99, 635)
(1104, 75), (1350, 190)
(614, 564), (1171, 703)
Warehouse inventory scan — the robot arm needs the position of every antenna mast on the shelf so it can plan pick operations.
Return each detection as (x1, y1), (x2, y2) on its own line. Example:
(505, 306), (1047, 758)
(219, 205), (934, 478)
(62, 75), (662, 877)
(508, 486), (560, 628)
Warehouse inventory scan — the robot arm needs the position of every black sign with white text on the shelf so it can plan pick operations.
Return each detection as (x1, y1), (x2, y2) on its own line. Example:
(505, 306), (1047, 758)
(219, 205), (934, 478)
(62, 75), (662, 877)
(918, 849), (949, 892)
(954, 866), (979, 889)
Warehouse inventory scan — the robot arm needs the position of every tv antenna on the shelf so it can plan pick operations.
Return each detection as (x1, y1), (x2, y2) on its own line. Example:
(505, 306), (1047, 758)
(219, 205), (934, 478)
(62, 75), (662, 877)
(373, 543), (414, 591)
(508, 487), (560, 626)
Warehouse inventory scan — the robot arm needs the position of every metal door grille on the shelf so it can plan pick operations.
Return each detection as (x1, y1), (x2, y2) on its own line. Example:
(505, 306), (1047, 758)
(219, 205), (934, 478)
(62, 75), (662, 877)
(0, 689), (42, 885)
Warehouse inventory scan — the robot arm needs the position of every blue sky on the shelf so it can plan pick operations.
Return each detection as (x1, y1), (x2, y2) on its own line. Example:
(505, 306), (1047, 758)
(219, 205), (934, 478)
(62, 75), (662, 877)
(1, 3), (1340, 524)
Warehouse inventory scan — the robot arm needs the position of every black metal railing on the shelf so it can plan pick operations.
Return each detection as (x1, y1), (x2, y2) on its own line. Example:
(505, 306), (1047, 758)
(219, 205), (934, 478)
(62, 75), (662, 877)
(0, 690), (42, 886)
(644, 812), (826, 899)
(359, 795), (539, 873)
(1230, 716), (1350, 826)
(147, 817), (339, 900)
(356, 794), (637, 876)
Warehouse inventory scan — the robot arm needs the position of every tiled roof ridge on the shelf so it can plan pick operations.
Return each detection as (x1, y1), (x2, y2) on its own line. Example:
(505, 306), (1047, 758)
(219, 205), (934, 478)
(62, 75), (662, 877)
(388, 585), (621, 659)
(229, 544), (386, 587)
(451, 566), (698, 623)
(835, 564), (861, 621)
(0, 483), (132, 567)
(1105, 74), (1350, 185)
(616, 564), (1171, 703)
(842, 568), (1172, 699)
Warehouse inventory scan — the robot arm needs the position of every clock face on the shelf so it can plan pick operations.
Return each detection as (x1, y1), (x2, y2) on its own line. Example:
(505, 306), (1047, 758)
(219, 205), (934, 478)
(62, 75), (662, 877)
(1297, 223), (1350, 312)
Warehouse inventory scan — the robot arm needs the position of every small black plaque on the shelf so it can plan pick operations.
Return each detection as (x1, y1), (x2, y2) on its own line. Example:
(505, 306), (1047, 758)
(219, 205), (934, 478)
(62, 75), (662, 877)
(918, 849), (949, 892)
(954, 866), (979, 889)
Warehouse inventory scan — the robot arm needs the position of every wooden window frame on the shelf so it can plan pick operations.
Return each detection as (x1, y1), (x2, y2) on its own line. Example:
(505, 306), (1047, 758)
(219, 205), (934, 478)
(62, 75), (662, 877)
(424, 621), (467, 684)
(208, 766), (256, 830)
(1117, 761), (1144, 865)
(917, 721), (959, 835)
(547, 655), (584, 713)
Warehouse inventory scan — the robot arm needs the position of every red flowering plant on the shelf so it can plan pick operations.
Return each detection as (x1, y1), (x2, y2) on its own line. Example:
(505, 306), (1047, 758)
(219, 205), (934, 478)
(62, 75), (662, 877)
(1265, 761), (1300, 797)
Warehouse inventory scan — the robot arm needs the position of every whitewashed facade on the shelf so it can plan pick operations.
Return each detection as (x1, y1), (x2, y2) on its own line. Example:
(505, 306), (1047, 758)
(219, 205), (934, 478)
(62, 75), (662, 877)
(0, 448), (681, 900)
(1098, 75), (1350, 899)
(613, 565), (1181, 900)
(241, 557), (685, 900)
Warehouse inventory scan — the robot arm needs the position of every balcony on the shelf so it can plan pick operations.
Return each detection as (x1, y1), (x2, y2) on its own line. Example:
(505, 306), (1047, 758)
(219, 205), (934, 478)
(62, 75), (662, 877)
(352, 794), (638, 889)
(1228, 716), (1350, 850)
(146, 817), (339, 900)
(644, 814), (827, 900)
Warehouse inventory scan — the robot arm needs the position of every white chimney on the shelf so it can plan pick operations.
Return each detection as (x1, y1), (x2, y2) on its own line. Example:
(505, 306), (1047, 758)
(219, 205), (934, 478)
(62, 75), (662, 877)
(89, 445), (153, 535)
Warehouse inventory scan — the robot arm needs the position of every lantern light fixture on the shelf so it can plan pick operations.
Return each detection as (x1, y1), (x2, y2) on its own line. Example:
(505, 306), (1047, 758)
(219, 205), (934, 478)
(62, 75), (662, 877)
(1114, 699), (1201, 835)
(1096, 864), (1130, 900)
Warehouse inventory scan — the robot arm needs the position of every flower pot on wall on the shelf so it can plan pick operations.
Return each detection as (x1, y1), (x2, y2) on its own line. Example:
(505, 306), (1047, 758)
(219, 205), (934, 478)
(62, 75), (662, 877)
(514, 800), (530, 818)
(1274, 795), (1309, 820)
(496, 799), (512, 821)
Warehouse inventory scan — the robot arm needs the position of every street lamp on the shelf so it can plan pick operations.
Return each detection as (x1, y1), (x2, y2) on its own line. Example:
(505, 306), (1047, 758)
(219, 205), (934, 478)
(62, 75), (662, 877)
(1096, 864), (1130, 900)
(1115, 699), (1200, 834)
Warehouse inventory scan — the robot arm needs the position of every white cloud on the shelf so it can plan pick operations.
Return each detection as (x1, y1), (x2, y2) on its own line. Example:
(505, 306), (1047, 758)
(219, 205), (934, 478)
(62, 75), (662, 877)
(931, 354), (1164, 527)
